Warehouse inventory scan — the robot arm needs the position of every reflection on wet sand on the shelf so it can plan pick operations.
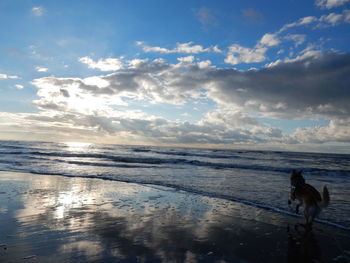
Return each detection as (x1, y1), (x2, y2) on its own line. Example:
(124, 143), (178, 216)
(0, 172), (349, 263)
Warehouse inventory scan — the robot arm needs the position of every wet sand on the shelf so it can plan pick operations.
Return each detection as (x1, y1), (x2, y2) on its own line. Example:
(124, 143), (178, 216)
(0, 171), (349, 263)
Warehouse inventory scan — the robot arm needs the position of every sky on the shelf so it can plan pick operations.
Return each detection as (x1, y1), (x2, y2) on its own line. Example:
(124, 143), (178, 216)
(0, 0), (350, 153)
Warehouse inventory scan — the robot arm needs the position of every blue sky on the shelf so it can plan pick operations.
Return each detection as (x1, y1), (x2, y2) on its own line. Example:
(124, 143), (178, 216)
(0, 0), (350, 153)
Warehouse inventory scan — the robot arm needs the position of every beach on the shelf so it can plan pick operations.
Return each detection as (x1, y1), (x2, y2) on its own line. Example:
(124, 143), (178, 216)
(0, 171), (349, 263)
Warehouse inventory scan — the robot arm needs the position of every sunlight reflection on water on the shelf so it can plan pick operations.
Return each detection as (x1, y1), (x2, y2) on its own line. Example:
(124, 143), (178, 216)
(0, 172), (349, 263)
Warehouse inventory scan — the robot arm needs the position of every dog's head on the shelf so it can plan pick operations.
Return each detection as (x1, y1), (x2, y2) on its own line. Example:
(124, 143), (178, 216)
(290, 170), (305, 187)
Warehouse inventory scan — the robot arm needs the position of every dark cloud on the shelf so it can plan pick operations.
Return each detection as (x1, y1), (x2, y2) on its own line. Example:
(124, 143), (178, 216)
(207, 52), (350, 119)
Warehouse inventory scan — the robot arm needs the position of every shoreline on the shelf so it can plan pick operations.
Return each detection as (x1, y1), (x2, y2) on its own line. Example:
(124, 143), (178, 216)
(0, 171), (349, 262)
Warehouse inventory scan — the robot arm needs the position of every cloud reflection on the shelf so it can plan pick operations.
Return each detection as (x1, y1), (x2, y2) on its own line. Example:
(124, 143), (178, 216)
(0, 172), (348, 262)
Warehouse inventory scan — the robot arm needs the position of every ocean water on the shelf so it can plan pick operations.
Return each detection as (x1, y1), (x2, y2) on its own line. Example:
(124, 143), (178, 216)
(0, 140), (349, 229)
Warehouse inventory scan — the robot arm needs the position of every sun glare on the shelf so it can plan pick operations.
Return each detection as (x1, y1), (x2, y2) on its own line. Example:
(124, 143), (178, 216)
(64, 142), (92, 152)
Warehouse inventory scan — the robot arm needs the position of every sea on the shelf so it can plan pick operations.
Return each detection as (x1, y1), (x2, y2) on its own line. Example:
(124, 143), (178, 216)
(0, 140), (349, 229)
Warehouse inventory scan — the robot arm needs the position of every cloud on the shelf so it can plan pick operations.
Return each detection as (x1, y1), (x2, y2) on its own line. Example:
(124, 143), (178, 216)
(226, 9), (349, 66)
(140, 42), (222, 54)
(197, 7), (218, 30)
(79, 56), (124, 71)
(31, 6), (45, 16)
(209, 52), (350, 120)
(33, 52), (350, 121)
(265, 46), (323, 67)
(24, 58), (272, 144)
(0, 73), (18, 79)
(284, 34), (306, 47)
(317, 10), (350, 27)
(0, 101), (274, 145)
(241, 8), (264, 24)
(279, 10), (350, 32)
(286, 118), (350, 143)
(35, 66), (49, 72)
(259, 33), (281, 47)
(224, 33), (281, 65)
(279, 16), (318, 33)
(15, 84), (24, 89)
(3, 51), (348, 146)
(224, 45), (267, 65)
(177, 56), (195, 63)
(33, 58), (210, 106)
(315, 0), (350, 9)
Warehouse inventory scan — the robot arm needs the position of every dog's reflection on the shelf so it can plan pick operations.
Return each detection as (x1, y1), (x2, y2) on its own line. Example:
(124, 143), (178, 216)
(287, 224), (322, 263)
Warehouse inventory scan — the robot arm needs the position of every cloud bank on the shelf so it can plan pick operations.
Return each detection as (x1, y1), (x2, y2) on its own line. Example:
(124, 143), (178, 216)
(3, 51), (343, 147)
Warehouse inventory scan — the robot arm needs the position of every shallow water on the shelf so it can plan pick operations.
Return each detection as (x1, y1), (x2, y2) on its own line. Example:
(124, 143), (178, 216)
(0, 140), (349, 228)
(1, 172), (349, 263)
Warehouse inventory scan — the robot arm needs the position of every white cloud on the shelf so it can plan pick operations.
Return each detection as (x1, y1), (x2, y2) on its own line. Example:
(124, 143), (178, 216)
(284, 34), (306, 47)
(14, 84), (24, 89)
(127, 58), (149, 68)
(224, 44), (267, 65)
(317, 10), (350, 27)
(224, 33), (280, 66)
(0, 73), (18, 79)
(279, 10), (350, 32)
(265, 46), (323, 67)
(201, 107), (260, 128)
(135, 41), (144, 46)
(321, 12), (344, 25)
(142, 46), (170, 53)
(35, 66), (49, 72)
(31, 6), (45, 16)
(177, 42), (209, 53)
(177, 56), (195, 63)
(287, 118), (350, 143)
(140, 42), (222, 54)
(227, 10), (349, 67)
(259, 33), (281, 47)
(279, 16), (318, 33)
(315, 0), (350, 9)
(79, 56), (124, 71)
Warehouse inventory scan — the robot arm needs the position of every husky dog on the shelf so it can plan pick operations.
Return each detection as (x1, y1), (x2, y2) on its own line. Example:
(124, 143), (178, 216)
(288, 170), (330, 227)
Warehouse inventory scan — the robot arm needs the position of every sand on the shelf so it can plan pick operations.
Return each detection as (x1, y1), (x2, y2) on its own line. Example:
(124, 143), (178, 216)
(0, 171), (349, 263)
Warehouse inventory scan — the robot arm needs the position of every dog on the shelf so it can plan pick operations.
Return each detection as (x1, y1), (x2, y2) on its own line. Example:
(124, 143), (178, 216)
(288, 170), (329, 227)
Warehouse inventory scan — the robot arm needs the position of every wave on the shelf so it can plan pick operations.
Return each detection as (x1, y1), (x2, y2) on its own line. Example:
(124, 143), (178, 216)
(152, 150), (238, 159)
(2, 168), (349, 231)
(1, 150), (349, 175)
(45, 158), (160, 169)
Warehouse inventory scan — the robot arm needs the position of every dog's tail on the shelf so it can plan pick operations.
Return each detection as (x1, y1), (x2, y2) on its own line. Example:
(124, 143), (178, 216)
(319, 186), (330, 208)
